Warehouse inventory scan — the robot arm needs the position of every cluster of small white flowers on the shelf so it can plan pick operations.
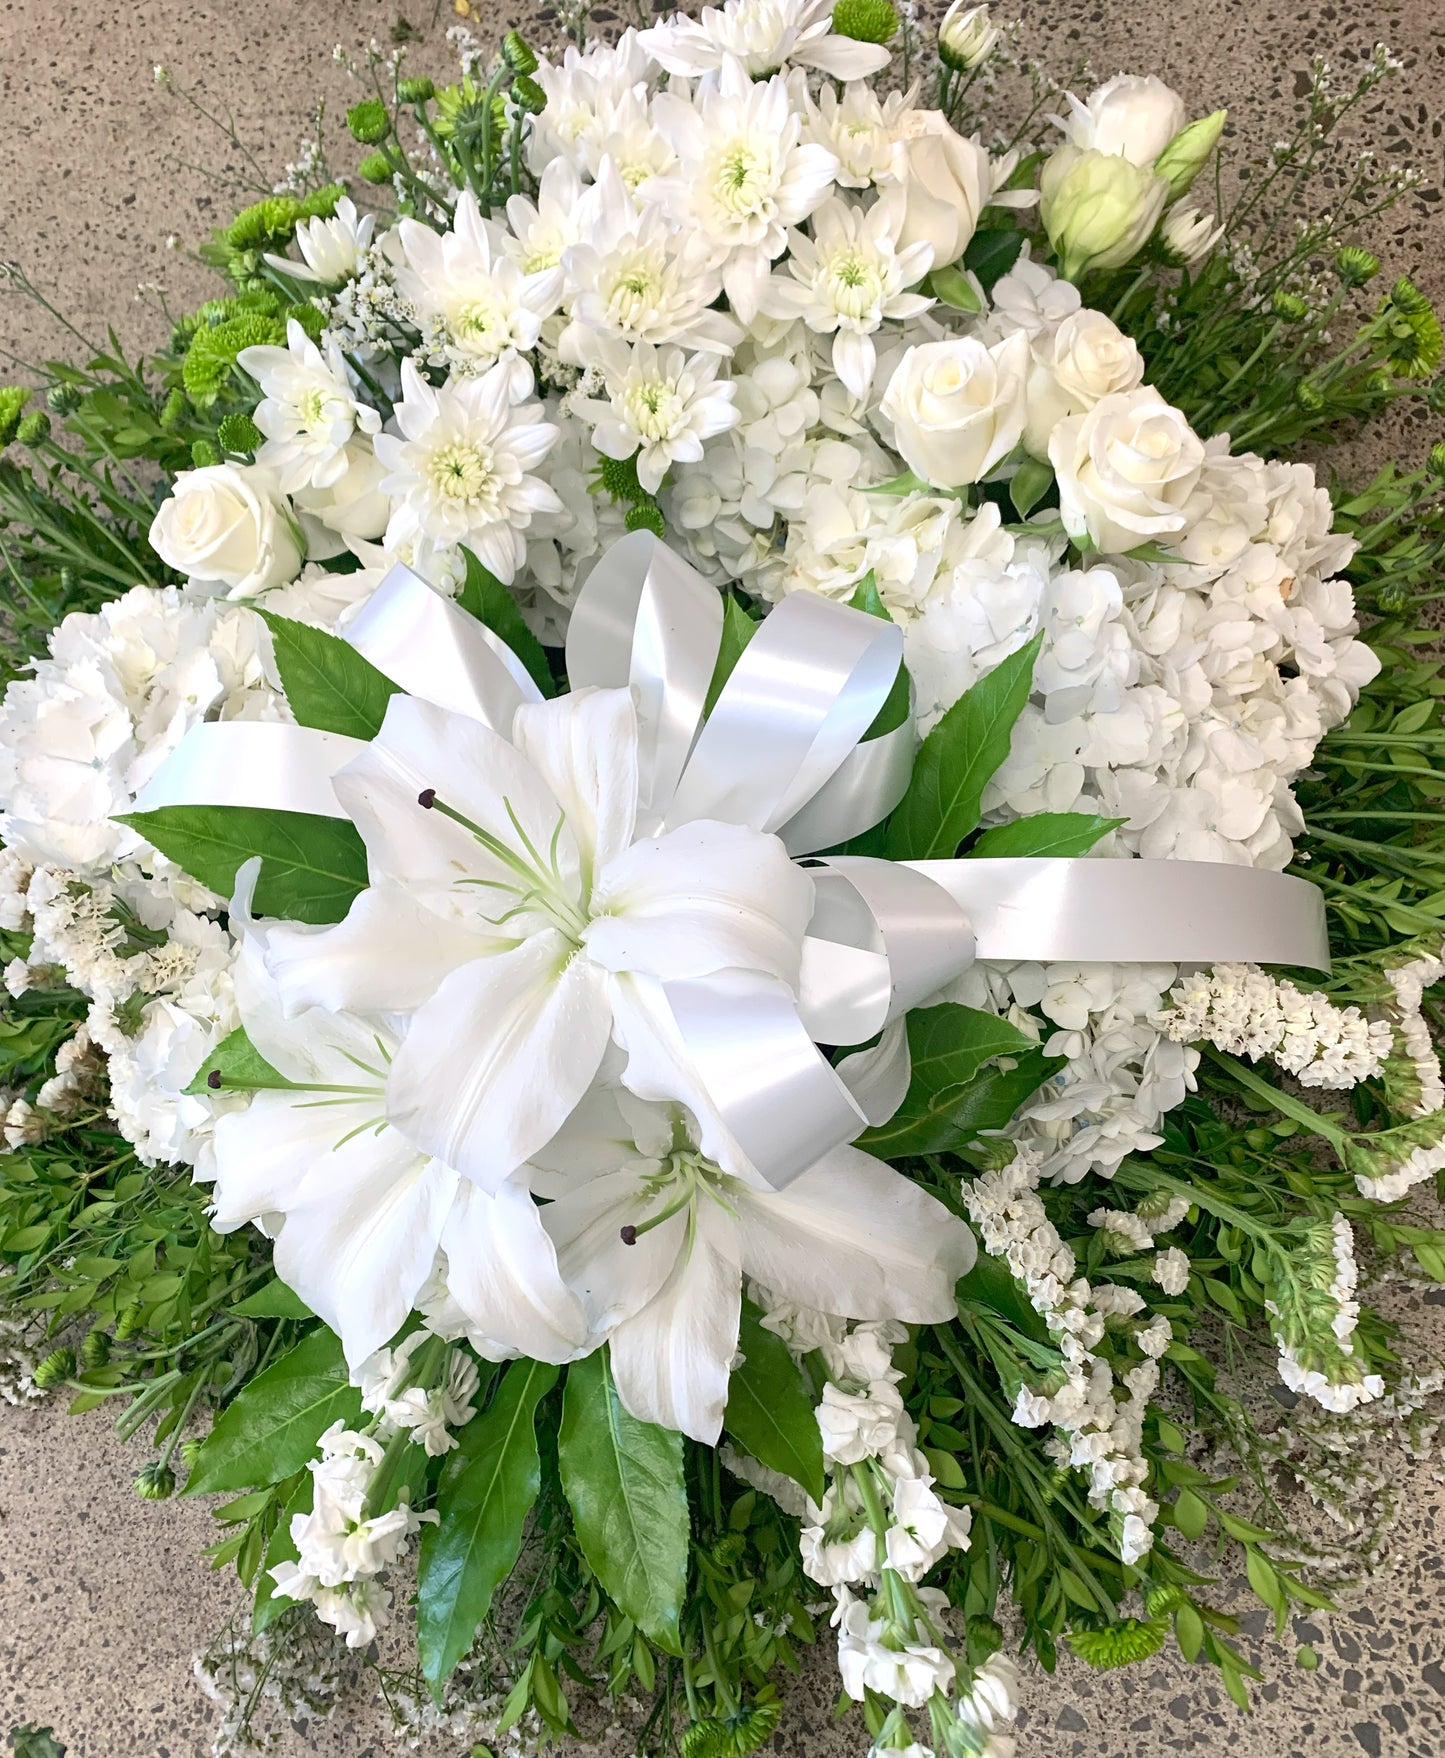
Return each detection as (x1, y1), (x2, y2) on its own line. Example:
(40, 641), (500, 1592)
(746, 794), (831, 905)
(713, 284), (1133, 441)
(270, 1419), (436, 1648)
(961, 1147), (1164, 1563)
(1157, 963), (1393, 1089)
(1383, 942), (1445, 1118)
(354, 1330), (481, 1457)
(1347, 1109), (1445, 1203)
(1086, 1191), (1190, 1254)
(1271, 1214), (1385, 1414)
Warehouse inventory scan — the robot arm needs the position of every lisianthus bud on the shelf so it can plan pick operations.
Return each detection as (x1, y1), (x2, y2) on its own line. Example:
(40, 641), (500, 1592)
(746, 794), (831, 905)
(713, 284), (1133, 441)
(1039, 145), (1168, 280)
(938, 0), (999, 70)
(134, 1461), (177, 1500)
(832, 0), (899, 44)
(1152, 108), (1227, 199)
(345, 99), (391, 145)
(1159, 203), (1222, 267)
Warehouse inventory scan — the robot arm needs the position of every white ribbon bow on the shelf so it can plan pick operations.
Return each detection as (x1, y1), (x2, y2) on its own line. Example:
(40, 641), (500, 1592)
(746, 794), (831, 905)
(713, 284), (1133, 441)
(139, 532), (1329, 1188)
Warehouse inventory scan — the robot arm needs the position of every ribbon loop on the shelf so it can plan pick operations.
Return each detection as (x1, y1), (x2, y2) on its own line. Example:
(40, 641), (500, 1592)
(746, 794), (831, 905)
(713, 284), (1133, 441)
(131, 722), (362, 819)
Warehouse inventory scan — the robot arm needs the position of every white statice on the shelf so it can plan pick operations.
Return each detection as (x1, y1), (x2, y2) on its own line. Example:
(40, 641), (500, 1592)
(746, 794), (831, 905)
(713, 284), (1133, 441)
(1271, 1215), (1385, 1414)
(238, 320), (381, 493)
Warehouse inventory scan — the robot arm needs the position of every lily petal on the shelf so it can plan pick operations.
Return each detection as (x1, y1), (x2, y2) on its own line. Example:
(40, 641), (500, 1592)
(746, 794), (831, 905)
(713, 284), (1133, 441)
(586, 819), (814, 988)
(540, 1167), (688, 1331)
(438, 1178), (589, 1364)
(735, 1143), (975, 1322)
(386, 934), (612, 1189)
(512, 687), (640, 880)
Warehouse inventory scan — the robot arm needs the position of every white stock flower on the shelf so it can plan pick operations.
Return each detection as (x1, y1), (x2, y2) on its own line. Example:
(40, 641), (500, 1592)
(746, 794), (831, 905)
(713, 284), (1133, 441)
(394, 190), (559, 378)
(149, 463), (303, 597)
(577, 340), (740, 493)
(264, 196), (374, 284)
(881, 332), (1029, 489)
(374, 358), (561, 581)
(639, 0), (891, 81)
(260, 687), (815, 1192)
(237, 320), (381, 494)
(530, 1086), (974, 1441)
(1056, 75), (1187, 167)
(1153, 1246), (1190, 1295)
(644, 59), (839, 323)
(761, 196), (934, 399)
(835, 1588), (957, 1707)
(1049, 388), (1205, 554)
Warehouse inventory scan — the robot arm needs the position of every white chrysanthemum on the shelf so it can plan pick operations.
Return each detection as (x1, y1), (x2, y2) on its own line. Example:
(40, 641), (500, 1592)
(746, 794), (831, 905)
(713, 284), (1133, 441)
(394, 190), (560, 378)
(237, 319), (380, 494)
(643, 59), (840, 323)
(576, 339), (740, 493)
(558, 161), (741, 361)
(504, 158), (587, 278)
(639, 0), (891, 81)
(374, 358), (562, 582)
(801, 81), (920, 189)
(761, 196), (934, 398)
(527, 29), (653, 174)
(264, 195), (374, 284)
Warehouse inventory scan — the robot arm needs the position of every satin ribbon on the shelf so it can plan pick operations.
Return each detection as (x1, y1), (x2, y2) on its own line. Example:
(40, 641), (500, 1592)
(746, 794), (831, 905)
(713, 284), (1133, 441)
(134, 534), (1331, 1188)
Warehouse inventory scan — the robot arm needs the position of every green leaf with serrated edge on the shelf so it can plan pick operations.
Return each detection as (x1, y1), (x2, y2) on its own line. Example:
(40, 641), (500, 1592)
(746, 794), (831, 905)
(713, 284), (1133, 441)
(1008, 457), (1054, 520)
(929, 263), (983, 313)
(456, 545), (553, 697)
(184, 1025), (293, 1097)
(962, 224), (1026, 290)
(257, 609), (401, 738)
(184, 1325), (361, 1495)
(252, 1470), (311, 1632)
(939, 1047), (1064, 1147)
(884, 631), (1043, 860)
(704, 593), (758, 717)
(418, 1359), (558, 1696)
(232, 1280), (314, 1321)
(119, 804), (368, 925)
(970, 812), (1125, 860)
(558, 1350), (688, 1655)
(846, 571), (911, 742)
(856, 1003), (1034, 1158)
(723, 1300), (826, 1505)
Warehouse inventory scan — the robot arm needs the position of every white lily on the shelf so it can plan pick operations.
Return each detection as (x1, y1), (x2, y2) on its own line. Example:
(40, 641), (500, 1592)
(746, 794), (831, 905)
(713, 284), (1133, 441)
(262, 686), (815, 1192)
(529, 1085), (977, 1443)
(209, 919), (586, 1368)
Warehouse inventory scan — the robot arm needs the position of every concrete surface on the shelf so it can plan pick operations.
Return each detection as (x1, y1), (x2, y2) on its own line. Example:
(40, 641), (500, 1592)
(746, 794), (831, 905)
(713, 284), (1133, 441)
(3, 1), (1445, 1754)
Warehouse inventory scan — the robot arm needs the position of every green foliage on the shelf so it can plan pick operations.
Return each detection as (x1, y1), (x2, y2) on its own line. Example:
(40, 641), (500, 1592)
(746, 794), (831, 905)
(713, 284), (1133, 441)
(856, 1003), (1036, 1158)
(119, 804), (369, 925)
(8, 1728), (65, 1758)
(257, 610), (403, 739)
(184, 1326), (360, 1495)
(558, 1349), (689, 1655)
(456, 547), (554, 696)
(723, 1301), (827, 1504)
(182, 313), (285, 406)
(418, 1359), (557, 1694)
(970, 812), (1123, 859)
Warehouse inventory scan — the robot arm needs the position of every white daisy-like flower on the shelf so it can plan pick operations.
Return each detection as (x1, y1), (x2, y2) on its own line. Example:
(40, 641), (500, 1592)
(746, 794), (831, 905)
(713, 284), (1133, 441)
(800, 80), (921, 189)
(374, 358), (562, 582)
(761, 196), (934, 399)
(237, 319), (381, 494)
(643, 59), (840, 323)
(558, 160), (741, 362)
(394, 190), (560, 381)
(263, 195), (374, 285)
(527, 29), (653, 174)
(639, 0), (891, 81)
(576, 339), (741, 493)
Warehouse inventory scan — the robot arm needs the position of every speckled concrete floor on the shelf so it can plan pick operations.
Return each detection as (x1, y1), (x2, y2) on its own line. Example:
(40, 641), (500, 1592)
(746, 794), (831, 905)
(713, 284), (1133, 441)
(3, 1), (1445, 1754)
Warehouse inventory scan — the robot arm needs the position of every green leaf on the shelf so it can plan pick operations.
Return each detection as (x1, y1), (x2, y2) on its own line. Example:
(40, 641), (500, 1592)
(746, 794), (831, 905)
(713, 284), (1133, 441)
(8, 1727), (66, 1758)
(231, 1280), (315, 1320)
(928, 263), (983, 313)
(1008, 458), (1054, 520)
(885, 632), (1043, 860)
(704, 593), (759, 716)
(963, 224), (1026, 290)
(970, 812), (1125, 860)
(954, 1249), (1052, 1343)
(941, 1046), (1064, 1146)
(120, 804), (368, 925)
(418, 1359), (558, 1696)
(257, 609), (401, 738)
(856, 1003), (1035, 1159)
(184, 1025), (292, 1097)
(863, 469), (931, 498)
(846, 572), (911, 741)
(252, 1471), (311, 1632)
(184, 1326), (361, 1495)
(723, 1301), (826, 1505)
(457, 546), (553, 697)
(1172, 1487), (1210, 1542)
(558, 1350), (688, 1655)
(1174, 1601), (1205, 1662)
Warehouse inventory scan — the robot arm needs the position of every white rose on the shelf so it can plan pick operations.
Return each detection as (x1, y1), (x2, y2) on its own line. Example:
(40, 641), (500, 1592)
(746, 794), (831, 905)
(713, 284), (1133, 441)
(1049, 387), (1205, 554)
(881, 331), (1029, 489)
(1022, 308), (1144, 456)
(149, 464), (302, 596)
(1059, 74), (1186, 167)
(294, 438), (391, 555)
(883, 114), (993, 268)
